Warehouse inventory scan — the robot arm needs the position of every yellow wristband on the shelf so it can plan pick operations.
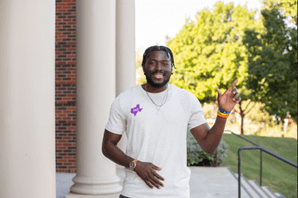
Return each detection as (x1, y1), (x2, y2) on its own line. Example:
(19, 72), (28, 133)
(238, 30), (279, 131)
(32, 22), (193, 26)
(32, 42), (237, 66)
(217, 111), (229, 118)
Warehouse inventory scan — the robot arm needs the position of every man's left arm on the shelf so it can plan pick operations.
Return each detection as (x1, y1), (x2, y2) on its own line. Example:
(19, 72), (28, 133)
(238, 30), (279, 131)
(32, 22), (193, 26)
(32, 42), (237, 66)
(190, 79), (241, 154)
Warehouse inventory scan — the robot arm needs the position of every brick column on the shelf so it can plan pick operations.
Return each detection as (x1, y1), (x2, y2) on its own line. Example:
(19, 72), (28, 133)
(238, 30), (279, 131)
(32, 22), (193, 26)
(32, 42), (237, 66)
(115, 0), (136, 170)
(0, 0), (56, 198)
(65, 0), (122, 197)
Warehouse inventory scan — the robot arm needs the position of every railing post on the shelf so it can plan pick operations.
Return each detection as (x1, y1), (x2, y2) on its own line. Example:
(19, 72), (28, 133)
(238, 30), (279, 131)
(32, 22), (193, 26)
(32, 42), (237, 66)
(238, 148), (241, 198)
(260, 150), (262, 186)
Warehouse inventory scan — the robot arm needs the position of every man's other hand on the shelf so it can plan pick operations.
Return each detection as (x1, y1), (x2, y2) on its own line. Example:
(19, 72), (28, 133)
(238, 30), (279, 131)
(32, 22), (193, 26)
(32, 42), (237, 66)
(134, 161), (165, 189)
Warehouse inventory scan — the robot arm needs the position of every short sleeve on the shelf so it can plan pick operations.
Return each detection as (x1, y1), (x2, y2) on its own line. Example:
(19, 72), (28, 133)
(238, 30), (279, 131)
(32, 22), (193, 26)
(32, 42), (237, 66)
(188, 93), (207, 130)
(105, 94), (127, 135)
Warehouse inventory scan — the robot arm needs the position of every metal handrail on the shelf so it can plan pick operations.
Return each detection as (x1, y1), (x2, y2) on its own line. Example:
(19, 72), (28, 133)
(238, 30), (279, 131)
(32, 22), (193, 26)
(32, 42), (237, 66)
(238, 146), (297, 198)
(225, 130), (297, 198)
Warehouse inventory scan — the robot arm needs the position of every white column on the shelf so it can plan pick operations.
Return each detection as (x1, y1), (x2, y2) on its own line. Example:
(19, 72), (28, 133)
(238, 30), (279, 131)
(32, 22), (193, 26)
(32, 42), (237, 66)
(115, 0), (136, 171)
(66, 0), (122, 197)
(0, 1), (56, 198)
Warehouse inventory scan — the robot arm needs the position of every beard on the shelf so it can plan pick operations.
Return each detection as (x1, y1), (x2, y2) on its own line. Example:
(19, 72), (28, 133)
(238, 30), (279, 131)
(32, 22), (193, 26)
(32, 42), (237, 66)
(144, 71), (171, 89)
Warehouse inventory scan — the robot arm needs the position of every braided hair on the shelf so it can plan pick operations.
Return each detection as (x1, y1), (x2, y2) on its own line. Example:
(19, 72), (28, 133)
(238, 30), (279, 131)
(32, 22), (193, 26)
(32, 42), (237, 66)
(141, 45), (176, 69)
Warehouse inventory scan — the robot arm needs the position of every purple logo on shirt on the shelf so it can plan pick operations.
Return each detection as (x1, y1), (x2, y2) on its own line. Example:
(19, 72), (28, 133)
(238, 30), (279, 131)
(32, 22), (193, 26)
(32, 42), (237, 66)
(131, 104), (143, 116)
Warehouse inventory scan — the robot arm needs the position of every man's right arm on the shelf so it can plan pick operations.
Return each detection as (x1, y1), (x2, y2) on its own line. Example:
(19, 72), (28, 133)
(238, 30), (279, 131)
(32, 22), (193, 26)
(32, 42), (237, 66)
(102, 129), (134, 169)
(102, 129), (165, 189)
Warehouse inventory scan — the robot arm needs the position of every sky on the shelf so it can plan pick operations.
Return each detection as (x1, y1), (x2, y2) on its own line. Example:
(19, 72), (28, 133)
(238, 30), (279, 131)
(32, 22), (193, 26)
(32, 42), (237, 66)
(135, 0), (264, 55)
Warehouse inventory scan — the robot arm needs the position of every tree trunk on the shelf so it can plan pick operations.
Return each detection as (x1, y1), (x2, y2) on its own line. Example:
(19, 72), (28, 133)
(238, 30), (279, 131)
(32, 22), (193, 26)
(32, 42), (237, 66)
(283, 116), (289, 137)
(239, 101), (245, 135)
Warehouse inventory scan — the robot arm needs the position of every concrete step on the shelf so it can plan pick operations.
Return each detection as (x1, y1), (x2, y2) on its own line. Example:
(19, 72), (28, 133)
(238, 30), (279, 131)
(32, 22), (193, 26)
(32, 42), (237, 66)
(57, 168), (286, 198)
(247, 180), (274, 198)
(190, 167), (251, 197)
(274, 192), (286, 198)
(261, 186), (279, 198)
(235, 173), (286, 198)
(235, 173), (264, 198)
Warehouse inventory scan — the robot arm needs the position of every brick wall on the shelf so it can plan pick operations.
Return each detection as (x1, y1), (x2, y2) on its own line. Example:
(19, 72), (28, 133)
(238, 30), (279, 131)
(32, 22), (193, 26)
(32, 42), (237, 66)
(55, 0), (77, 173)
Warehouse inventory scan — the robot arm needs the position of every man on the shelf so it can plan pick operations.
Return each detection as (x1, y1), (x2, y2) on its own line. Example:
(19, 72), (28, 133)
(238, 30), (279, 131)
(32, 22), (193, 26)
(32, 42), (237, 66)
(102, 45), (241, 198)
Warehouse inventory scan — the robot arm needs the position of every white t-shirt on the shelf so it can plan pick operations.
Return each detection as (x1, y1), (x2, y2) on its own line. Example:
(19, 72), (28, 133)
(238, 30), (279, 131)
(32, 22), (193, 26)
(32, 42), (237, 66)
(105, 83), (207, 198)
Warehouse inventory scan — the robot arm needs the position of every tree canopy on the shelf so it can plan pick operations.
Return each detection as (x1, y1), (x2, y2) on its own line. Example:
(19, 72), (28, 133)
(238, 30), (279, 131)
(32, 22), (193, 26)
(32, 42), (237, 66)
(243, 6), (297, 124)
(262, 0), (297, 24)
(166, 1), (261, 104)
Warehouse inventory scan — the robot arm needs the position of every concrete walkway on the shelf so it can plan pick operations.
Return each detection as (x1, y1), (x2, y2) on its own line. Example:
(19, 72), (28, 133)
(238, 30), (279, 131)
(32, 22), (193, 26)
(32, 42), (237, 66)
(56, 166), (250, 198)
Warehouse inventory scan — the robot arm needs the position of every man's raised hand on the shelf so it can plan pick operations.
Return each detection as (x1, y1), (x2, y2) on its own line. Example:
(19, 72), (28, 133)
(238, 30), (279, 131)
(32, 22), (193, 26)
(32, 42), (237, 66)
(216, 79), (241, 112)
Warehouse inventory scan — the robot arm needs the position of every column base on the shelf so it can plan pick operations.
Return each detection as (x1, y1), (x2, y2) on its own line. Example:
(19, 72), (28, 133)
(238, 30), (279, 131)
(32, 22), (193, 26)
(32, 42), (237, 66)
(65, 192), (121, 198)
(68, 174), (122, 196)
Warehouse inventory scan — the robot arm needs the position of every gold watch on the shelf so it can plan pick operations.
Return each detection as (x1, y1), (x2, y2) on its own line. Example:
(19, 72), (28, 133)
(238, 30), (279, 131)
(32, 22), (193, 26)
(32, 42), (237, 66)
(129, 159), (138, 170)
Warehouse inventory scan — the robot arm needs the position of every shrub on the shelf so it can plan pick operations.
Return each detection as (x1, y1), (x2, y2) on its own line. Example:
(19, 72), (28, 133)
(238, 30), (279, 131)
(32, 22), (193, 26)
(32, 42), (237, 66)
(187, 128), (229, 166)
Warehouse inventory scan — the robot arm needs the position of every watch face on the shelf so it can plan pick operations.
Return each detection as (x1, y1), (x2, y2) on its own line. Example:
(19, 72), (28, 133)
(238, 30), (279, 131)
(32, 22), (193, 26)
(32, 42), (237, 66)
(129, 162), (134, 169)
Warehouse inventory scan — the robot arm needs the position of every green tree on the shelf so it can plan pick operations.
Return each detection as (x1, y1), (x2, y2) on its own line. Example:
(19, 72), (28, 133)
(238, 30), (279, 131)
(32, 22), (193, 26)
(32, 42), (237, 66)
(136, 48), (147, 85)
(166, 1), (262, 134)
(243, 7), (297, 126)
(262, 0), (297, 24)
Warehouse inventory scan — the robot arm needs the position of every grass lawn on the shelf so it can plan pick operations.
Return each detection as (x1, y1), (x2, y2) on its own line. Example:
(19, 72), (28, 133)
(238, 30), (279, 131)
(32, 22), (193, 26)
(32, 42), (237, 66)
(220, 134), (297, 198)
